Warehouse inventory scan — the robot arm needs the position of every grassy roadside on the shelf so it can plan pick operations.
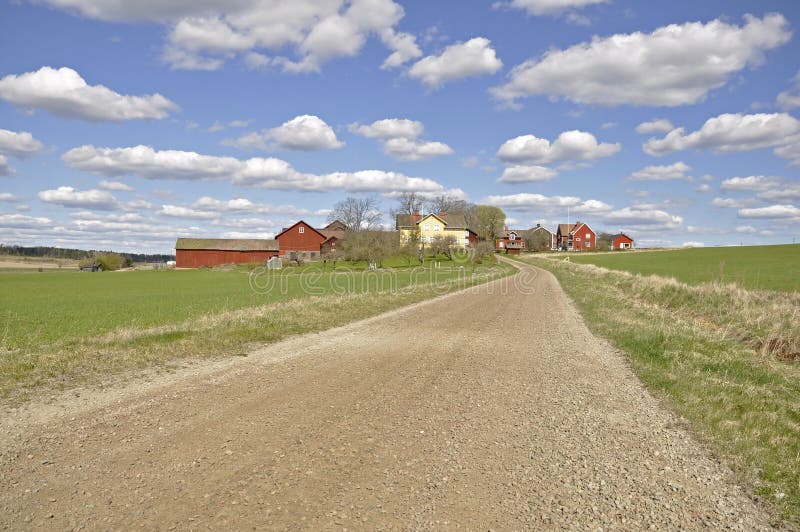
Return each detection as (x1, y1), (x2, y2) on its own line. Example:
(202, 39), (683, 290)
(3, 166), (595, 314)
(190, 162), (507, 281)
(0, 260), (516, 403)
(515, 255), (800, 526)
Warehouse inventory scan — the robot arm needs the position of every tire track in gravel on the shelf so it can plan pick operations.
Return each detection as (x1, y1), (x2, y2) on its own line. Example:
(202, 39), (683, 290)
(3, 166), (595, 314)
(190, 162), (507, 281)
(0, 260), (770, 529)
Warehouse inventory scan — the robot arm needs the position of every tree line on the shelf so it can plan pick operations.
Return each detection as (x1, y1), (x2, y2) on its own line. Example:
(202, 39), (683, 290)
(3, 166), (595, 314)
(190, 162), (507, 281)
(0, 244), (175, 263)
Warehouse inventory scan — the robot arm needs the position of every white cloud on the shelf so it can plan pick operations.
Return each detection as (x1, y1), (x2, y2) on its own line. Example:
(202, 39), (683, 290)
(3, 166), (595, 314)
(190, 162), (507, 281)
(0, 155), (11, 176)
(408, 37), (502, 88)
(482, 192), (612, 215)
(777, 71), (800, 110)
(62, 144), (452, 193)
(0, 129), (44, 158)
(349, 118), (452, 161)
(0, 66), (177, 121)
(0, 213), (52, 228)
(720, 175), (782, 192)
(756, 183), (800, 203)
(0, 192), (19, 202)
(628, 161), (691, 181)
(228, 119), (250, 128)
(158, 205), (216, 219)
(208, 121), (226, 132)
(191, 196), (314, 217)
(711, 197), (758, 209)
(497, 130), (620, 164)
(682, 241), (705, 248)
(38, 1), (418, 74)
(497, 165), (558, 183)
(603, 207), (683, 230)
(98, 180), (134, 191)
(735, 225), (758, 234)
(491, 14), (791, 107)
(223, 114), (343, 151)
(381, 137), (453, 161)
(349, 118), (424, 139)
(503, 0), (608, 15)
(695, 184), (711, 193)
(38, 186), (120, 210)
(635, 119), (674, 134)
(775, 141), (800, 166)
(643, 113), (800, 157)
(738, 204), (800, 219)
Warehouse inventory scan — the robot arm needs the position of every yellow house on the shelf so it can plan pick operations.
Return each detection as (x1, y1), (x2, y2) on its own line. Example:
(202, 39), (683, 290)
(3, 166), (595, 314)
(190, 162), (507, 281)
(395, 211), (477, 248)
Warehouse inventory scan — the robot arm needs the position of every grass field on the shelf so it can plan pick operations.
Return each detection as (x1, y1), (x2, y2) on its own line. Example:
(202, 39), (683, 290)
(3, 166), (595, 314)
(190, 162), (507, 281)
(517, 254), (800, 525)
(0, 257), (515, 401)
(566, 244), (800, 292)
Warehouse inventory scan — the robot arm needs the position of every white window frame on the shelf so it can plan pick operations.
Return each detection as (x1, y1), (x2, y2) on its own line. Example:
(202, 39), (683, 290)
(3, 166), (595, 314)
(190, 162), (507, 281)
(299, 226), (305, 234)
(434, 225), (440, 231)
(586, 233), (591, 239)
(424, 224), (430, 231)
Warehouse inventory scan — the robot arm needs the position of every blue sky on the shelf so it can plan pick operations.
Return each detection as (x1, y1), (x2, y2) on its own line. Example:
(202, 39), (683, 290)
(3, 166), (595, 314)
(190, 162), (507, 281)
(1, 0), (799, 253)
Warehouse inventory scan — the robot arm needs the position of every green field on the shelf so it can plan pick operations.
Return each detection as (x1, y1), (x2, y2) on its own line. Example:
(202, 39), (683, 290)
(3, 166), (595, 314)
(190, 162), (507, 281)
(566, 244), (800, 292)
(0, 257), (514, 400)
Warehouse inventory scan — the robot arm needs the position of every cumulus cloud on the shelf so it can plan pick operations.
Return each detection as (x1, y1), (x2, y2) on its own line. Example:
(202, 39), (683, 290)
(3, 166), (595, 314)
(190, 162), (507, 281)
(408, 37), (502, 88)
(775, 141), (800, 166)
(349, 118), (453, 161)
(0, 129), (44, 158)
(719, 175), (782, 192)
(682, 241), (705, 248)
(777, 71), (800, 110)
(0, 192), (19, 202)
(491, 14), (791, 107)
(143, 0), (417, 72)
(603, 207), (683, 230)
(0, 213), (52, 228)
(756, 183), (800, 203)
(738, 204), (800, 219)
(157, 205), (216, 219)
(635, 119), (674, 134)
(627, 161), (691, 181)
(735, 225), (758, 234)
(711, 197), (758, 209)
(502, 0), (608, 15)
(497, 130), (620, 164)
(643, 112), (800, 157)
(62, 144), (452, 193)
(37, 186), (120, 210)
(223, 115), (343, 151)
(0, 155), (11, 176)
(98, 180), (134, 191)
(497, 165), (558, 183)
(482, 192), (612, 215)
(0, 67), (177, 121)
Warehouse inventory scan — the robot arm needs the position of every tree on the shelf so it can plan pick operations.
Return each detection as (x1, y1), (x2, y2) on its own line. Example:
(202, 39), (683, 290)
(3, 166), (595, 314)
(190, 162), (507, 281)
(391, 192), (423, 217)
(523, 229), (552, 252)
(328, 196), (382, 231)
(596, 232), (613, 251)
(429, 194), (468, 215)
(428, 235), (457, 260)
(341, 230), (399, 267)
(472, 205), (506, 242)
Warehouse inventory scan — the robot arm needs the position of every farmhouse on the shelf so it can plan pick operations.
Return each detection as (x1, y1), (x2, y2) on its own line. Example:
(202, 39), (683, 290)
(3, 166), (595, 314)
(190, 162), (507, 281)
(495, 227), (526, 254)
(527, 224), (556, 251)
(556, 221), (596, 251)
(611, 233), (634, 250)
(396, 210), (477, 248)
(176, 219), (349, 267)
(175, 238), (279, 268)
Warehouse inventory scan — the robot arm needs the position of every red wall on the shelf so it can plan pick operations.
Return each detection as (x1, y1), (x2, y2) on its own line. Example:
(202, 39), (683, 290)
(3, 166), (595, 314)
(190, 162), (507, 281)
(277, 221), (326, 255)
(571, 225), (596, 251)
(176, 249), (277, 268)
(613, 235), (634, 249)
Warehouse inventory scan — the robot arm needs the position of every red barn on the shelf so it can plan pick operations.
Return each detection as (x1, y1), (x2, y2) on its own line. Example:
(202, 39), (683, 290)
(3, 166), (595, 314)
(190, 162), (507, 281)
(276, 220), (328, 260)
(611, 233), (634, 250)
(556, 221), (596, 251)
(175, 238), (279, 268)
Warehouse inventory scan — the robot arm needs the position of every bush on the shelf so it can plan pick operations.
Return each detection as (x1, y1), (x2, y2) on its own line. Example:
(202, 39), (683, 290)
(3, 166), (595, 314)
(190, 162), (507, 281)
(80, 253), (130, 271)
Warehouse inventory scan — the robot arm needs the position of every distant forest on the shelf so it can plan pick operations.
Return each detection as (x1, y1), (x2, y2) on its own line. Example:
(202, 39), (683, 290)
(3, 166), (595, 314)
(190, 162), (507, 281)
(0, 244), (175, 263)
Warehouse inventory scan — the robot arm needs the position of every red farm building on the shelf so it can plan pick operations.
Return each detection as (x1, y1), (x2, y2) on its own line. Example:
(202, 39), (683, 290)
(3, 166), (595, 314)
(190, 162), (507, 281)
(495, 228), (526, 254)
(556, 221), (596, 251)
(175, 238), (279, 268)
(611, 233), (634, 250)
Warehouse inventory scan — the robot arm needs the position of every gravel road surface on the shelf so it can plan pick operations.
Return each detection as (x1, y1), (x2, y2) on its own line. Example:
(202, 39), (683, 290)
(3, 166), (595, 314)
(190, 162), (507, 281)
(0, 261), (769, 529)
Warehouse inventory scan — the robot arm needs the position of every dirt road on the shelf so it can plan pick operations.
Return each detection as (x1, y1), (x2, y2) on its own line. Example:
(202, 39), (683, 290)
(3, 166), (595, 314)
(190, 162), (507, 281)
(0, 261), (768, 529)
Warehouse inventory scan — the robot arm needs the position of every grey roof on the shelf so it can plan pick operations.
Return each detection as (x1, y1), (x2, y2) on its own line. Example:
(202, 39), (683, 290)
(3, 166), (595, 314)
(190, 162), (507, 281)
(396, 212), (472, 231)
(176, 238), (279, 251)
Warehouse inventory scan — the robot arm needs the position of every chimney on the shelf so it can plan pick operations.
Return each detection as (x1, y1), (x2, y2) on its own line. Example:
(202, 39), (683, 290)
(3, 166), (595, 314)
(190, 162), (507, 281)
(412, 209), (421, 223)
(536, 223), (541, 228)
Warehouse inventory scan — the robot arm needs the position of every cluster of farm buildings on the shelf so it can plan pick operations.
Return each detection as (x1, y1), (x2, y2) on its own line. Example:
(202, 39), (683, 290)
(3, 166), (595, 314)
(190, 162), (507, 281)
(175, 211), (634, 268)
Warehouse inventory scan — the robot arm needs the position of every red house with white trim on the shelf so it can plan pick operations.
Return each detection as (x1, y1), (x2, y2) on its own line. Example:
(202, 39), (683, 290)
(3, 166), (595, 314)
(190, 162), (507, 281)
(556, 221), (596, 251)
(495, 228), (526, 254)
(611, 233), (634, 250)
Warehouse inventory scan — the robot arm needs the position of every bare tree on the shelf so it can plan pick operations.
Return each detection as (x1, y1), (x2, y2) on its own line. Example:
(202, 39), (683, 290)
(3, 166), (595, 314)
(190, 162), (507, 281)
(430, 194), (468, 215)
(429, 234), (457, 260)
(328, 196), (382, 232)
(391, 192), (424, 217)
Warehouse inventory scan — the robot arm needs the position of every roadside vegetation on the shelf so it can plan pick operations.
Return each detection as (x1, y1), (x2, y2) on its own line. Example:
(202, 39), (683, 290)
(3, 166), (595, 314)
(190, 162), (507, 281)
(566, 244), (800, 292)
(517, 254), (800, 525)
(0, 252), (514, 403)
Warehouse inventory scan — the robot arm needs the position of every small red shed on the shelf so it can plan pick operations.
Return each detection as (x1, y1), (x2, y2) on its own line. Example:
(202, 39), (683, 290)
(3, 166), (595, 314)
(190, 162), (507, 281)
(611, 233), (634, 250)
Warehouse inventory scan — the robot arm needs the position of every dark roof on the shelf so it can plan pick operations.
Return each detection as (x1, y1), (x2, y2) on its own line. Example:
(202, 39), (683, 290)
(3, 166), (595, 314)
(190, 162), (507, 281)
(323, 220), (347, 231)
(176, 238), (279, 251)
(320, 230), (347, 241)
(612, 233), (633, 241)
(275, 220), (327, 240)
(530, 225), (553, 234)
(395, 212), (471, 230)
